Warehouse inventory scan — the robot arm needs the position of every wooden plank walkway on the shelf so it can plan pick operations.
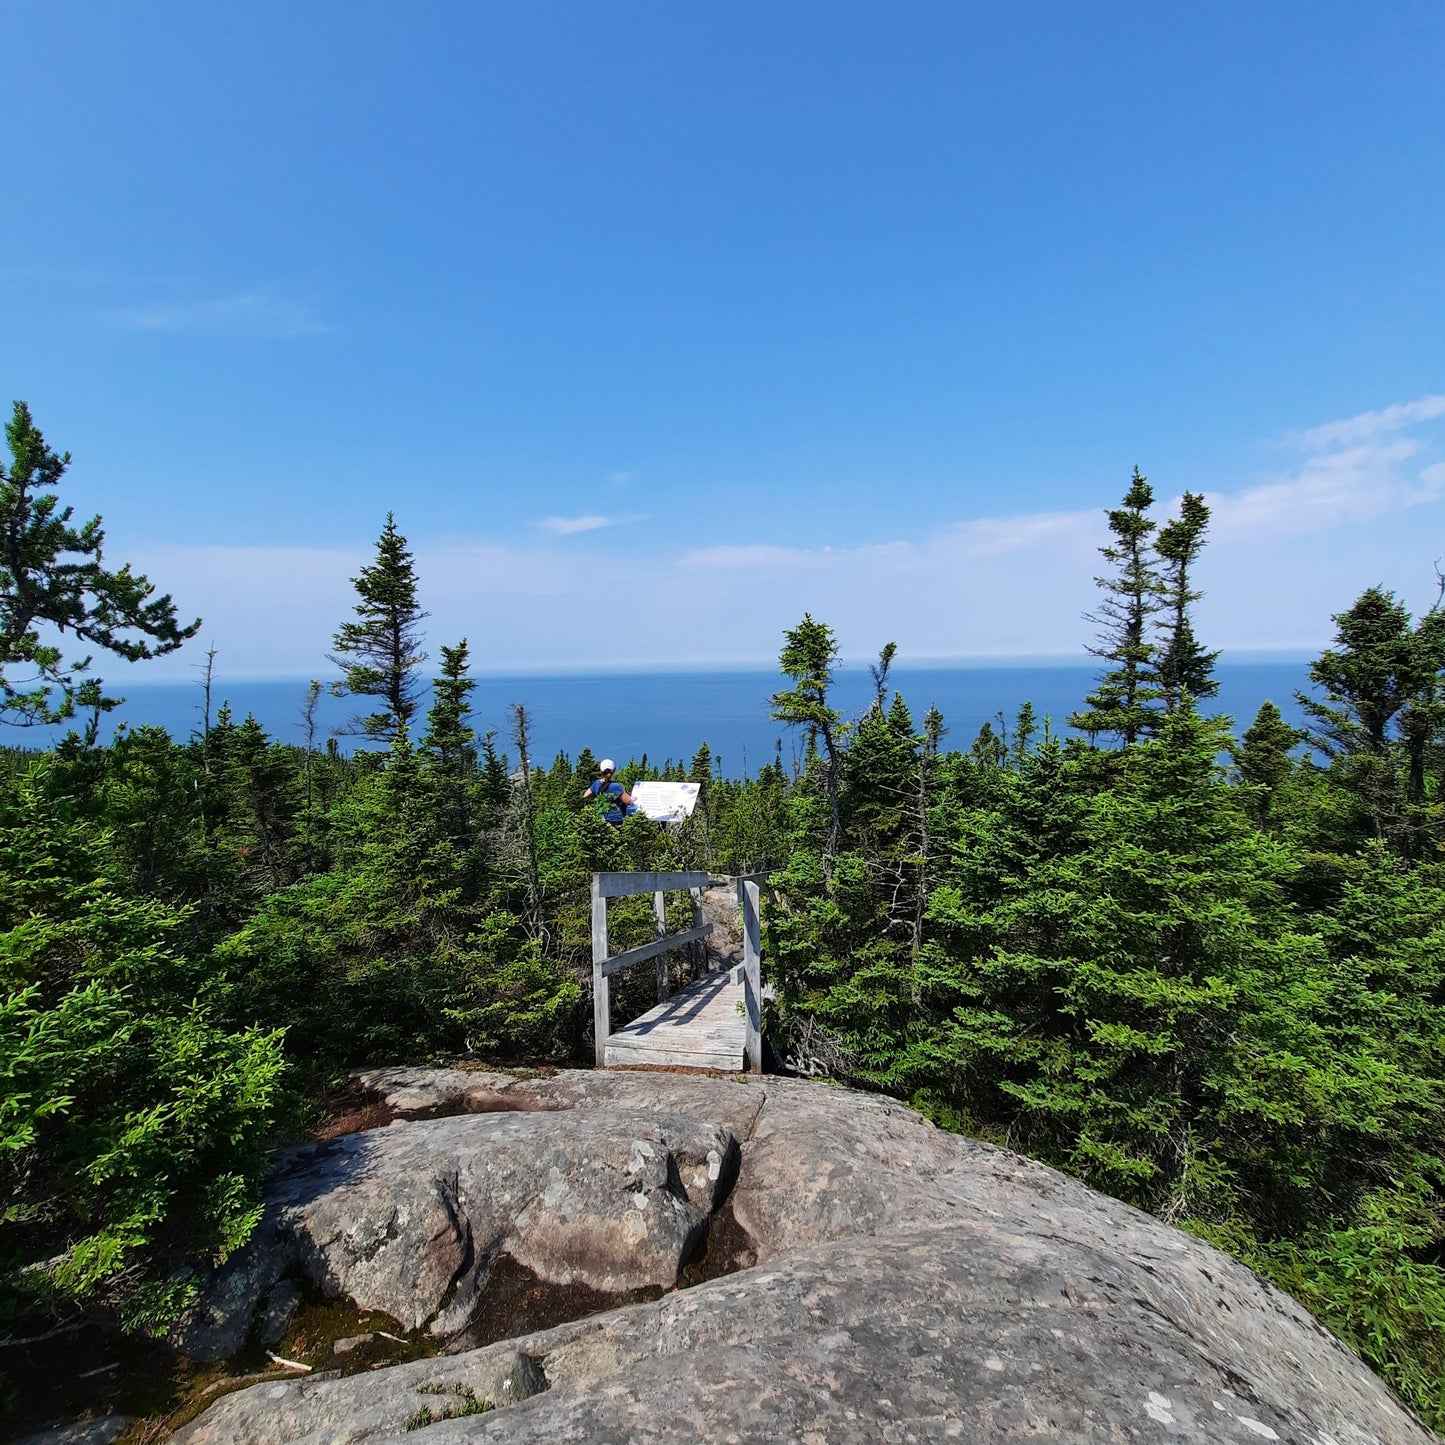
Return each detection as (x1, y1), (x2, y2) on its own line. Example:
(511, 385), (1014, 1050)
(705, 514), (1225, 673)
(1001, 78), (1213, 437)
(604, 966), (747, 1071)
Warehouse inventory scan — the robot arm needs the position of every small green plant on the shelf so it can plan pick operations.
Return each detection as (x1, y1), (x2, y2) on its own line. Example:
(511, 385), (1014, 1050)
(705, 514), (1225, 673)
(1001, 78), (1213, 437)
(404, 1381), (494, 1430)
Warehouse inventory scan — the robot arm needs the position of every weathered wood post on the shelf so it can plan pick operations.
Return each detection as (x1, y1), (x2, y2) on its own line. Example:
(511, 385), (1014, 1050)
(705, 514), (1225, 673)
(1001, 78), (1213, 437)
(592, 873), (609, 1066)
(690, 885), (705, 981)
(738, 876), (763, 1074)
(653, 889), (670, 1001)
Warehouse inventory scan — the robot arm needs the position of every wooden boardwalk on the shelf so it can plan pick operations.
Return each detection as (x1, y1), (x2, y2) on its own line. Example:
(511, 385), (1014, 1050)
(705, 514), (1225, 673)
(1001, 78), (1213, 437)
(593, 870), (766, 1074)
(604, 966), (747, 1071)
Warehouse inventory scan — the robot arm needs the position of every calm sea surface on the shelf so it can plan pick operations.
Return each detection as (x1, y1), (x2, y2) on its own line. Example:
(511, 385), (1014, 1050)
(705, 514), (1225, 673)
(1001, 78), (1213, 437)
(5, 662), (1316, 776)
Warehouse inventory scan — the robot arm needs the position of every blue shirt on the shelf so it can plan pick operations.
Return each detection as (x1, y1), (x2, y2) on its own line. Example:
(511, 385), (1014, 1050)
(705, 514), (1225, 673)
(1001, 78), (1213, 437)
(587, 778), (637, 823)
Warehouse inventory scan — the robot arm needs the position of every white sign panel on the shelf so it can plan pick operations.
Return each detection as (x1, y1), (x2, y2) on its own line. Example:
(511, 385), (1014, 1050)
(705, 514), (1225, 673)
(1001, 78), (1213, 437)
(630, 780), (701, 824)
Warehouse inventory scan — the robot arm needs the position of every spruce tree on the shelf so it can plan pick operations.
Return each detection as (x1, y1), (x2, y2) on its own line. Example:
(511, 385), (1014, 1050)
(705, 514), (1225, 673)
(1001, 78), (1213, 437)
(771, 614), (845, 859)
(330, 514), (428, 743)
(969, 719), (1005, 768)
(1011, 700), (1038, 764)
(0, 402), (200, 737)
(1156, 491), (1219, 707)
(688, 741), (713, 782)
(1296, 586), (1445, 848)
(479, 730), (511, 813)
(1234, 701), (1306, 827)
(223, 716), (299, 895)
(868, 641), (898, 713)
(1298, 587), (1420, 756)
(1070, 469), (1165, 744)
(421, 640), (478, 840)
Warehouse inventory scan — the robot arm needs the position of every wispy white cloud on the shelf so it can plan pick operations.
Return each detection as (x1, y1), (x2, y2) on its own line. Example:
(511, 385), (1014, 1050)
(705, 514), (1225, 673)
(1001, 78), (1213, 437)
(1412, 462), (1445, 502)
(1210, 395), (1445, 541)
(536, 513), (645, 536)
(537, 514), (613, 536)
(123, 391), (1445, 677)
(99, 292), (330, 337)
(1294, 393), (1445, 449)
(935, 509), (1093, 558)
(681, 511), (1093, 574)
(1208, 439), (1426, 540)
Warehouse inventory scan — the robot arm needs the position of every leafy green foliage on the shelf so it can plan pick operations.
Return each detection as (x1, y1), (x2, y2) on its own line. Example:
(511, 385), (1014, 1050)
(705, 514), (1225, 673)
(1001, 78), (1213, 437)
(766, 589), (1445, 1427)
(0, 763), (284, 1330)
(8, 425), (1445, 1431)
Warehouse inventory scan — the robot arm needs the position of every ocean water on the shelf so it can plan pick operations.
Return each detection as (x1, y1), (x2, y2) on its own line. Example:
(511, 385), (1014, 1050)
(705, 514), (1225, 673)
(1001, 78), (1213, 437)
(3, 662), (1315, 776)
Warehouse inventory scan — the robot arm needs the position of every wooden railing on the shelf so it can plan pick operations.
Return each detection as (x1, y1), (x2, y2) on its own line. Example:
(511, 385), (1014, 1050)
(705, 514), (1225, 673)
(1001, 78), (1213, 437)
(733, 872), (766, 1074)
(591, 870), (710, 1066)
(591, 870), (768, 1073)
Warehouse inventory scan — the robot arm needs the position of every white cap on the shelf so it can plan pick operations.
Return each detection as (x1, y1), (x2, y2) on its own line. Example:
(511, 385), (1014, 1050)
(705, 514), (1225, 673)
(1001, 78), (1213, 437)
(599, 758), (615, 773)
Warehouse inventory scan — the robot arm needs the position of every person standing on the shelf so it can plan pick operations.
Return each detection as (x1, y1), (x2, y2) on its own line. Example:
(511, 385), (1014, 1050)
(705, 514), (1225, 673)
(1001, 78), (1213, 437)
(582, 758), (637, 824)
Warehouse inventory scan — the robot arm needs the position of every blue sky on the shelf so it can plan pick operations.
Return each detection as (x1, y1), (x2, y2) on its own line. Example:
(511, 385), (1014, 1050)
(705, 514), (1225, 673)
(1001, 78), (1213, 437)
(4, 3), (1443, 676)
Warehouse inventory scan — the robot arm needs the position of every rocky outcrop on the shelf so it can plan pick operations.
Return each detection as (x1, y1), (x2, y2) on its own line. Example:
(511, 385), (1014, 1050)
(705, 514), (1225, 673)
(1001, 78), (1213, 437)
(176, 1081), (741, 1357)
(177, 1069), (1439, 1444)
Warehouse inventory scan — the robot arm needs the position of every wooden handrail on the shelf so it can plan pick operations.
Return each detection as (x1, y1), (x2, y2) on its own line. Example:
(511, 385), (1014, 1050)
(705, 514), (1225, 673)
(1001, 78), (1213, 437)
(598, 922), (713, 978)
(591, 869), (769, 1074)
(595, 869), (710, 899)
(592, 871), (709, 1065)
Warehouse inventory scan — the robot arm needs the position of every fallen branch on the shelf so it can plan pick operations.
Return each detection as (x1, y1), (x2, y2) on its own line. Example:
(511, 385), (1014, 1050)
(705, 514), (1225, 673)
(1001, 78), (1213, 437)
(266, 1352), (312, 1372)
(0, 1319), (86, 1348)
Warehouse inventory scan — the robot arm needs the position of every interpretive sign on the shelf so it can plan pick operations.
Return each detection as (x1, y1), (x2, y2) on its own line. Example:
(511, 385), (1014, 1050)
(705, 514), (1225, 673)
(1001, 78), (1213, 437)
(630, 780), (701, 824)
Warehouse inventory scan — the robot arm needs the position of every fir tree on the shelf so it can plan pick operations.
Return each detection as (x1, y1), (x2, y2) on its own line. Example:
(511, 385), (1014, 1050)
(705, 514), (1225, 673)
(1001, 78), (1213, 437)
(574, 746), (600, 789)
(223, 716), (299, 894)
(0, 402), (200, 737)
(868, 641), (898, 713)
(1156, 491), (1219, 706)
(771, 614), (845, 859)
(479, 730), (511, 813)
(1234, 701), (1306, 827)
(1070, 469), (1164, 744)
(1296, 587), (1445, 845)
(1298, 588), (1422, 755)
(1011, 700), (1037, 764)
(330, 514), (429, 743)
(422, 639), (478, 848)
(970, 719), (1005, 768)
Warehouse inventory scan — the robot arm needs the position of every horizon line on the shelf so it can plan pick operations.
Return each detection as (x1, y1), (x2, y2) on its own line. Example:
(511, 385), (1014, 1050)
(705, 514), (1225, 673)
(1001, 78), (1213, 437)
(101, 646), (1323, 686)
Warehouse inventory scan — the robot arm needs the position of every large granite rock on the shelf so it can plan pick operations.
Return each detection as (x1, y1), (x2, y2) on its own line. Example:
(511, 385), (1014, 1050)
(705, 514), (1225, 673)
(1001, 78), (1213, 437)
(177, 1070), (1439, 1444)
(176, 1085), (740, 1356)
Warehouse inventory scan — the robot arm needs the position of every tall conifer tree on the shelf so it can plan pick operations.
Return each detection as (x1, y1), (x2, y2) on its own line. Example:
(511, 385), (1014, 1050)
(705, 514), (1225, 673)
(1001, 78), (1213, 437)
(1070, 469), (1164, 744)
(1296, 586), (1445, 847)
(422, 639), (479, 849)
(1234, 701), (1306, 827)
(1156, 491), (1219, 707)
(330, 514), (428, 743)
(0, 402), (200, 736)
(771, 614), (844, 859)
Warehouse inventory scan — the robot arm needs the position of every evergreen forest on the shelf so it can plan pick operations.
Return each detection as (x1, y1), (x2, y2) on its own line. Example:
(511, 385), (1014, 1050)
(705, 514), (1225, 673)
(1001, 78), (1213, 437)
(6, 405), (1445, 1426)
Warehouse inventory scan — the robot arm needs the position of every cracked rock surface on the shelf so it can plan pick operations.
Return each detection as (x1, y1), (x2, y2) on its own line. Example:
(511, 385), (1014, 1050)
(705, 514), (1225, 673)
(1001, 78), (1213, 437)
(175, 1086), (739, 1357)
(177, 1070), (1439, 1444)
